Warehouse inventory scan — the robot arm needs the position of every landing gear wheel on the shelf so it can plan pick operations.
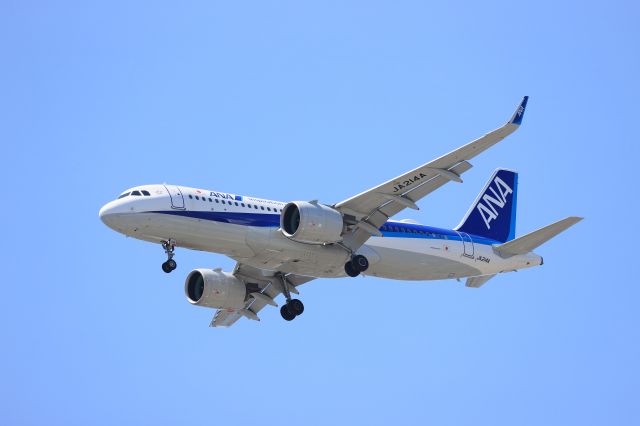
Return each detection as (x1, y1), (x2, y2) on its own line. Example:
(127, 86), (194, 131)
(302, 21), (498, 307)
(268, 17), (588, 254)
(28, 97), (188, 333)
(287, 299), (305, 316)
(161, 239), (177, 274)
(166, 259), (177, 271)
(277, 273), (305, 321)
(344, 261), (360, 277)
(280, 305), (296, 321)
(352, 255), (369, 272)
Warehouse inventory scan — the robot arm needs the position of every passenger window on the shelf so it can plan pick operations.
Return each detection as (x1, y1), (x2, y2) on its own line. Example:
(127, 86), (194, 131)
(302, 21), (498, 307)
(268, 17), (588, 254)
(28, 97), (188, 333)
(215, 199), (219, 203)
(267, 207), (271, 211)
(131, 190), (141, 196)
(188, 194), (193, 199)
(221, 200), (226, 204)
(141, 190), (151, 196)
(254, 205), (258, 209)
(208, 198), (213, 202)
(260, 206), (265, 210)
(195, 196), (200, 200)
(241, 203), (245, 207)
(235, 202), (239, 206)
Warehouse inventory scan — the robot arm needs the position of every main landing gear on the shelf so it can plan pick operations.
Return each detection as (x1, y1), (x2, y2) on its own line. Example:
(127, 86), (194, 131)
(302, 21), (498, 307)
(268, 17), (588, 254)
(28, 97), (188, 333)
(161, 239), (177, 273)
(278, 274), (305, 321)
(344, 254), (369, 277)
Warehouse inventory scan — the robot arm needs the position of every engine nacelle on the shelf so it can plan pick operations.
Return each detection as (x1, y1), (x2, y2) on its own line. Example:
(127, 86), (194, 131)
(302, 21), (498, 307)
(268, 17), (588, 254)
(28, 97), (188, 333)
(185, 269), (246, 309)
(280, 201), (344, 244)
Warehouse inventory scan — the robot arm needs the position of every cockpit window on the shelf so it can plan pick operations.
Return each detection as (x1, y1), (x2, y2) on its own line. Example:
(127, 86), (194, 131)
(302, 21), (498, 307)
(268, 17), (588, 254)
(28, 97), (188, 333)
(141, 190), (151, 196)
(118, 192), (131, 199)
(131, 190), (142, 196)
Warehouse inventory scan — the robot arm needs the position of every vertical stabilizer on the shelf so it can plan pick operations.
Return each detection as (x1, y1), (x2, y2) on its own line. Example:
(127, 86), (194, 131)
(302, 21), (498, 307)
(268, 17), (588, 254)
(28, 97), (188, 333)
(455, 169), (518, 243)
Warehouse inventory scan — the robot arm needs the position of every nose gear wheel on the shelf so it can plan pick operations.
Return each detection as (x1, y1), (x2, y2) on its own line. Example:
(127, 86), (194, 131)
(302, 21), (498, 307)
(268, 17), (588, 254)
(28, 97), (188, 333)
(161, 239), (177, 273)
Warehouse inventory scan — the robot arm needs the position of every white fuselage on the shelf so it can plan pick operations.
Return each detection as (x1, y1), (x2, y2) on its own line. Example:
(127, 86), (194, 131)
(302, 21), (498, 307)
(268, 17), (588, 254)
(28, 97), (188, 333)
(99, 184), (542, 281)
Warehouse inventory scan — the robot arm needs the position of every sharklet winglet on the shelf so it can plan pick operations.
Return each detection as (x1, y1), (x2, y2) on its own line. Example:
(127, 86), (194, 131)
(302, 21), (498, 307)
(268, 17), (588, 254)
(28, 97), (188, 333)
(508, 96), (529, 126)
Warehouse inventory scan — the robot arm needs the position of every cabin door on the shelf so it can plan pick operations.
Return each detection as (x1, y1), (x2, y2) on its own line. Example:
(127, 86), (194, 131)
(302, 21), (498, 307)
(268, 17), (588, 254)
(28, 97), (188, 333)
(457, 231), (475, 258)
(164, 185), (185, 210)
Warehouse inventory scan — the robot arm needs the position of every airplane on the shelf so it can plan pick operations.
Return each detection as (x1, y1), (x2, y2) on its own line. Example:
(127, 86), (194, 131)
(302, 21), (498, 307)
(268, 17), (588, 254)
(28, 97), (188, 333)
(99, 96), (582, 327)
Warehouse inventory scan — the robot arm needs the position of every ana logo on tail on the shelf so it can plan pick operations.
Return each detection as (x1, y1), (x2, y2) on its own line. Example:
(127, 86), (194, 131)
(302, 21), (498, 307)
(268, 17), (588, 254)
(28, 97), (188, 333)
(477, 176), (513, 230)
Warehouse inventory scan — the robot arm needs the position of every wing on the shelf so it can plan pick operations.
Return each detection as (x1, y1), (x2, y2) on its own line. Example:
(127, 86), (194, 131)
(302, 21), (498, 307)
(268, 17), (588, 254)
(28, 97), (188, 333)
(210, 263), (315, 328)
(335, 96), (529, 250)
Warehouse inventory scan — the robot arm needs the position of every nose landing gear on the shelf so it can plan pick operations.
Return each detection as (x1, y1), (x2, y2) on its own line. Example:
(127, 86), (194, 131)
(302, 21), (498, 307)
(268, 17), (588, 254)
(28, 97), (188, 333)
(344, 254), (369, 277)
(161, 239), (177, 273)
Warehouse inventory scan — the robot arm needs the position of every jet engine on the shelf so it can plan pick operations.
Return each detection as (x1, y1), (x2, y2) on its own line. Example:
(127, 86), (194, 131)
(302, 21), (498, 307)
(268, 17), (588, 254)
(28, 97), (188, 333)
(280, 201), (344, 244)
(185, 269), (246, 309)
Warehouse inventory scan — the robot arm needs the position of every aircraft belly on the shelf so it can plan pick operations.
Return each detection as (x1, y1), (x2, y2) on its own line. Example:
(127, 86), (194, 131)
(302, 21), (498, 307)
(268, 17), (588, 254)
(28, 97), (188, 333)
(364, 237), (483, 280)
(127, 213), (254, 257)
(244, 227), (349, 277)
(121, 213), (532, 281)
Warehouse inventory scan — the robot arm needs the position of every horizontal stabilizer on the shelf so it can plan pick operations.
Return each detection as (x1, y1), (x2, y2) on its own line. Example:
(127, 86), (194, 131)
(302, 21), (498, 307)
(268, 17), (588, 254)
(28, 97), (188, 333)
(466, 274), (496, 288)
(494, 216), (583, 258)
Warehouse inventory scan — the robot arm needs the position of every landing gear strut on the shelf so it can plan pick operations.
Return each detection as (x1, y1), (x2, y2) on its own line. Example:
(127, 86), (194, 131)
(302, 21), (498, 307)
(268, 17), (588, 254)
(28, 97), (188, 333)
(344, 254), (369, 277)
(161, 239), (177, 273)
(277, 274), (304, 321)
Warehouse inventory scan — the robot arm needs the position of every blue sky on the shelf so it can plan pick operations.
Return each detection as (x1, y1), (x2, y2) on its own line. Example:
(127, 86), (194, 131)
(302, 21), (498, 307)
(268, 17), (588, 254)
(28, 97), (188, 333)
(2, 1), (639, 425)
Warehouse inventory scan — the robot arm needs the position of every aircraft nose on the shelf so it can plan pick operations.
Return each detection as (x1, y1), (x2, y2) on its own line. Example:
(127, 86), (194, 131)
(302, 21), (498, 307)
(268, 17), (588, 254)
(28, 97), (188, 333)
(99, 201), (115, 224)
(99, 200), (130, 226)
(99, 197), (142, 235)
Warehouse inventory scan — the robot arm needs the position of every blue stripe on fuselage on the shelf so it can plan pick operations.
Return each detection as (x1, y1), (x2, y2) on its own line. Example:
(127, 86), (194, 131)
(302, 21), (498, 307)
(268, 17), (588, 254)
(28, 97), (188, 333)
(379, 223), (499, 245)
(152, 210), (280, 227)
(150, 210), (500, 245)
